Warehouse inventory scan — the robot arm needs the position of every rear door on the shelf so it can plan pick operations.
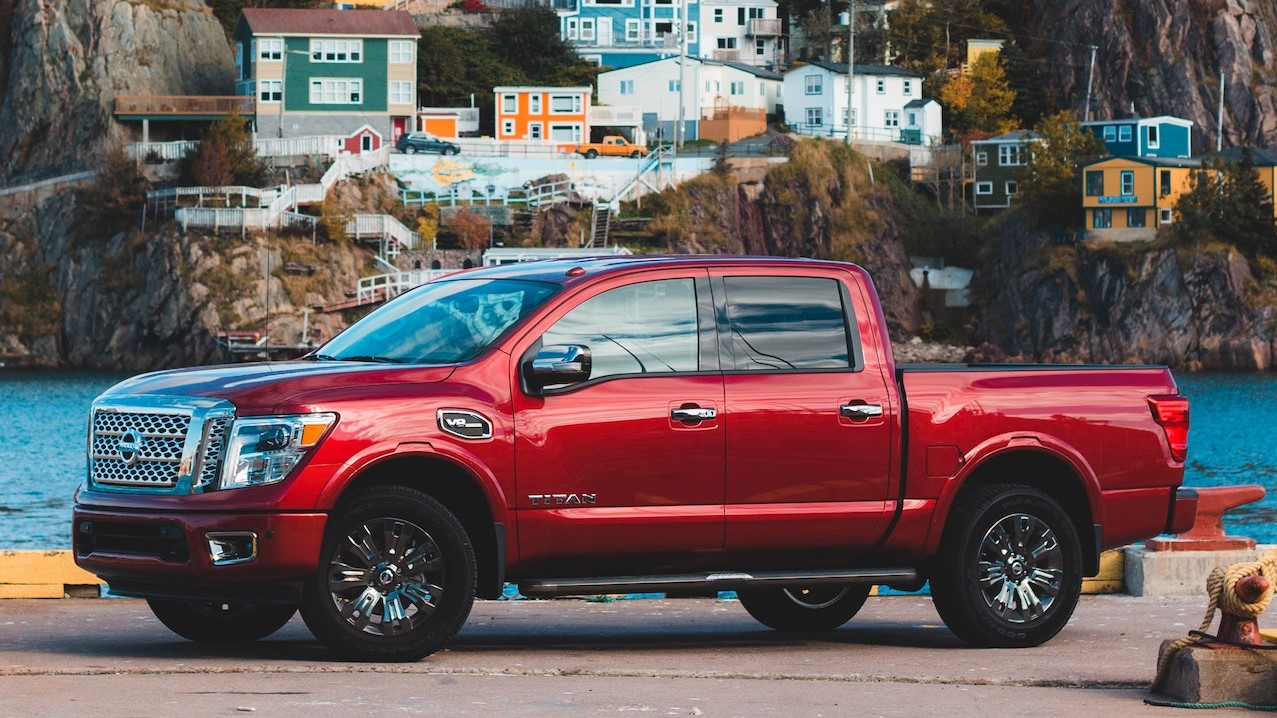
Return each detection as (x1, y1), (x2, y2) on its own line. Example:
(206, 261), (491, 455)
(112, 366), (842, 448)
(713, 267), (895, 565)
(511, 270), (725, 574)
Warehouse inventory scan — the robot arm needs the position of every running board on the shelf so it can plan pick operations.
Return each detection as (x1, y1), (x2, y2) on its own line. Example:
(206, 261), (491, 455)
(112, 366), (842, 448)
(518, 568), (917, 597)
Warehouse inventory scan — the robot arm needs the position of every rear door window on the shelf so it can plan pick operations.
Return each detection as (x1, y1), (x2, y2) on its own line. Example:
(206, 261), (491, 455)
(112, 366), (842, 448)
(722, 276), (851, 371)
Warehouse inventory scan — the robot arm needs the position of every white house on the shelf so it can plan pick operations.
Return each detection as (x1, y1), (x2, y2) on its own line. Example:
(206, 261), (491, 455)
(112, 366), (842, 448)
(782, 62), (938, 145)
(597, 56), (782, 141)
(699, 0), (783, 69)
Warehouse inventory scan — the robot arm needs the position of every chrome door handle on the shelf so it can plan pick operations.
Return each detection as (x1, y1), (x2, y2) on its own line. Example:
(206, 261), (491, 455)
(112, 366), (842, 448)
(671, 407), (717, 422)
(840, 403), (883, 420)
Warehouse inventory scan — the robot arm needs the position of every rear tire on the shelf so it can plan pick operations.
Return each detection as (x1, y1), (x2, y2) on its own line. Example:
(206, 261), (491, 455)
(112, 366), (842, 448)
(929, 485), (1082, 647)
(147, 600), (296, 644)
(584, 149), (598, 159)
(738, 585), (870, 632)
(630, 150), (641, 158)
(405, 146), (417, 155)
(300, 485), (476, 661)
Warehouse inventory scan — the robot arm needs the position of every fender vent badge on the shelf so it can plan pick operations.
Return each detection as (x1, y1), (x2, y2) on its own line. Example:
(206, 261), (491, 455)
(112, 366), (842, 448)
(437, 409), (493, 440)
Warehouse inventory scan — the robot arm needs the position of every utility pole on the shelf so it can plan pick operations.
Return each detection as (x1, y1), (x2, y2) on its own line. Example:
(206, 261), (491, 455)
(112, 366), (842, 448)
(676, 0), (688, 151)
(845, 0), (854, 145)
(1217, 69), (1226, 152)
(1083, 44), (1097, 122)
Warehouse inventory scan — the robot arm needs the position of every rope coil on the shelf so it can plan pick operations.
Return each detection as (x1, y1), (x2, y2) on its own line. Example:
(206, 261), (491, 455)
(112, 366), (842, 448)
(1151, 551), (1277, 691)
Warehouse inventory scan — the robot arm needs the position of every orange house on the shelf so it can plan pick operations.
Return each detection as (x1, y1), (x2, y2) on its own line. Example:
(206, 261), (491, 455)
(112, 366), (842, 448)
(494, 86), (591, 143)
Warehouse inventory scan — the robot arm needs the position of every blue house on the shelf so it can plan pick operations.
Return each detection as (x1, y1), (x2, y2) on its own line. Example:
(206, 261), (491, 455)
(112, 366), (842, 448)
(1082, 116), (1193, 159)
(556, 0), (703, 68)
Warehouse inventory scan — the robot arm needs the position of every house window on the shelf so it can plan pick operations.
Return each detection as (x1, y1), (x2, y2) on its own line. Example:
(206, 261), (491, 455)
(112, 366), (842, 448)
(389, 40), (414, 64)
(975, 181), (993, 195)
(1093, 208), (1112, 229)
(717, 37), (736, 49)
(730, 81), (745, 96)
(903, 79), (913, 96)
(258, 80), (282, 103)
(1160, 169), (1172, 195)
(580, 18), (596, 42)
(907, 111), (918, 126)
(748, 7), (764, 20)
(389, 81), (413, 105)
(667, 79), (680, 92)
(756, 38), (766, 55)
(1148, 125), (1160, 148)
(1119, 125), (1132, 142)
(884, 110), (900, 128)
(1103, 126), (1116, 141)
(549, 123), (582, 142)
(584, 0), (633, 5)
(550, 94), (582, 113)
(685, 21), (697, 42)
(309, 39), (362, 63)
(998, 144), (1023, 166)
(620, 80), (634, 95)
(502, 94), (517, 114)
(805, 75), (822, 95)
(1160, 208), (1173, 224)
(975, 151), (987, 166)
(1085, 170), (1104, 196)
(1006, 180), (1018, 196)
(845, 107), (856, 127)
(309, 78), (362, 104)
(626, 19), (642, 41)
(502, 119), (515, 136)
(529, 123), (543, 140)
(259, 38), (283, 61)
(876, 78), (885, 94)
(713, 8), (723, 22)
(806, 107), (823, 127)
(1120, 170), (1134, 196)
(1128, 209), (1147, 227)
(530, 95), (542, 114)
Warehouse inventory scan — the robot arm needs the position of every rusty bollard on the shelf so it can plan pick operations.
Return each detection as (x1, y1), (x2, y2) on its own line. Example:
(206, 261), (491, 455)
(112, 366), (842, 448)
(1217, 573), (1271, 646)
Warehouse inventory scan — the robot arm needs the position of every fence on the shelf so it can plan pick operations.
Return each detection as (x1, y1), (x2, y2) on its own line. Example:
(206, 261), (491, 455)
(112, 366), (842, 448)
(346, 214), (422, 251)
(131, 135), (346, 162)
(114, 95), (254, 117)
(449, 138), (577, 158)
(356, 268), (455, 305)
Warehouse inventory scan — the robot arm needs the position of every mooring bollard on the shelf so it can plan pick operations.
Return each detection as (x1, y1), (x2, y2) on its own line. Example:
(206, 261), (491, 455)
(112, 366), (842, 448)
(1145, 484), (1266, 552)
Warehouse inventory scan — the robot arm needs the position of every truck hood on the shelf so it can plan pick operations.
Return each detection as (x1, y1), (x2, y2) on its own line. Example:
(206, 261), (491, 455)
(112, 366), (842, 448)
(101, 360), (457, 413)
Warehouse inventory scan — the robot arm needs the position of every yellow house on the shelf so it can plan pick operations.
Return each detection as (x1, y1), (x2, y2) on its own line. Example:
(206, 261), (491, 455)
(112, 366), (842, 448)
(1081, 157), (1200, 241)
(964, 39), (1003, 73)
(1210, 146), (1277, 211)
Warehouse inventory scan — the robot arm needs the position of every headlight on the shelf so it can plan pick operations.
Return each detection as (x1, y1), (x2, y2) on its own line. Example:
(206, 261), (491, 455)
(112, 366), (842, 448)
(219, 413), (336, 490)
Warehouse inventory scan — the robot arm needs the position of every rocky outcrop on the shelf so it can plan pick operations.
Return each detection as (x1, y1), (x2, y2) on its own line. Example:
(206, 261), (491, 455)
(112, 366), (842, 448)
(1021, 0), (1277, 149)
(0, 0), (234, 182)
(975, 213), (1277, 370)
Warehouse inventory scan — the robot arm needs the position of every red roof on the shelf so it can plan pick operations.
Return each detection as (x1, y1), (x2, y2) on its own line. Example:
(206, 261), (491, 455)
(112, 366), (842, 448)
(241, 8), (418, 37)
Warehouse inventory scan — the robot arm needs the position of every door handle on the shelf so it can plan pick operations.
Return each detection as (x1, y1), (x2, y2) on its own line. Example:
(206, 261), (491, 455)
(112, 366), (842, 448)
(671, 407), (717, 422)
(840, 403), (883, 420)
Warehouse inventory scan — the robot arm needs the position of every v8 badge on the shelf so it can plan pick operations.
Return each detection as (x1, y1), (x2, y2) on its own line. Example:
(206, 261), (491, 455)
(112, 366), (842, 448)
(437, 409), (493, 440)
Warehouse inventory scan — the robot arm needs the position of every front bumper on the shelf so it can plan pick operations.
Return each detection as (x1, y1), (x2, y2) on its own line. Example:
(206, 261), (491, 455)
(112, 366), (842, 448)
(73, 506), (326, 603)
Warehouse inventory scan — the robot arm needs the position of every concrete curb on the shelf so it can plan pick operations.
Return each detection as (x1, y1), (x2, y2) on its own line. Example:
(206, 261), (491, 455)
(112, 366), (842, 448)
(0, 550), (103, 599)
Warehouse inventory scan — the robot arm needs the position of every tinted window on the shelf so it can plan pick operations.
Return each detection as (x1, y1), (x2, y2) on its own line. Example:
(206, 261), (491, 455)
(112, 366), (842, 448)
(723, 276), (850, 370)
(542, 279), (698, 380)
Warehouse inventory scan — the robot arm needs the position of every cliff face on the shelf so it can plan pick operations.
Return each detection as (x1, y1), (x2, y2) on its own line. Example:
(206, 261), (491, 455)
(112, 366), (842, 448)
(0, 0), (234, 181)
(1022, 0), (1277, 148)
(976, 214), (1277, 370)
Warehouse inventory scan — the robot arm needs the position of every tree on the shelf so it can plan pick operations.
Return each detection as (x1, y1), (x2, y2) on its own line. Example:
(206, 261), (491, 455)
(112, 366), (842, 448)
(1176, 150), (1277, 256)
(182, 108), (270, 187)
(447, 208), (492, 252)
(80, 144), (149, 235)
(1015, 111), (1107, 227)
(1174, 160), (1225, 248)
(1001, 39), (1048, 128)
(938, 53), (1015, 138)
(487, 6), (598, 87)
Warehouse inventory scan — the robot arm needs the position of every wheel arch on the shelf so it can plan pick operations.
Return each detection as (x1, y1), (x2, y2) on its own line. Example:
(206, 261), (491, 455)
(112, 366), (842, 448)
(928, 447), (1101, 576)
(336, 453), (507, 599)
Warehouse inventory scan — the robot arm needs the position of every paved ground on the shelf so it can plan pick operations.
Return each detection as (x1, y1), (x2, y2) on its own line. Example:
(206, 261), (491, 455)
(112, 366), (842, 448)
(0, 594), (1265, 717)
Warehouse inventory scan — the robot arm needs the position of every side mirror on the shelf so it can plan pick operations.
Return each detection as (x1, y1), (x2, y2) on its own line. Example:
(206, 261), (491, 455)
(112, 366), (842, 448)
(524, 344), (592, 392)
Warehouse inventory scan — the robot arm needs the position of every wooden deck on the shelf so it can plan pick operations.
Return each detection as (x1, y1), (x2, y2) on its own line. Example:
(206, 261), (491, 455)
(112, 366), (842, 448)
(115, 95), (255, 119)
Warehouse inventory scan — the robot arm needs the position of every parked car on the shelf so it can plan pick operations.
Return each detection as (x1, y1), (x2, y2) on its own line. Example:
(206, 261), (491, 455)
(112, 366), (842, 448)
(575, 135), (647, 158)
(74, 256), (1194, 661)
(395, 132), (460, 155)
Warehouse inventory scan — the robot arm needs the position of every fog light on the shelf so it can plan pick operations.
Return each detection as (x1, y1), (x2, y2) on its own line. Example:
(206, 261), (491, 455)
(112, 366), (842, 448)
(207, 532), (257, 566)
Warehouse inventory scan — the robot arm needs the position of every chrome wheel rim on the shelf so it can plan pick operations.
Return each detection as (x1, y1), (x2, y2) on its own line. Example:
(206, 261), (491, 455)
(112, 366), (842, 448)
(977, 512), (1063, 624)
(326, 517), (445, 637)
(783, 586), (850, 610)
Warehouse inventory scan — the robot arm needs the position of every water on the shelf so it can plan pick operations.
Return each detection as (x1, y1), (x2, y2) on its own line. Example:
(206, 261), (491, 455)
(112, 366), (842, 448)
(0, 370), (1274, 549)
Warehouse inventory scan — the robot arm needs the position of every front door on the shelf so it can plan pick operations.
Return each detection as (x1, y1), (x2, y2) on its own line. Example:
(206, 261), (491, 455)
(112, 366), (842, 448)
(512, 271), (724, 575)
(712, 269), (895, 565)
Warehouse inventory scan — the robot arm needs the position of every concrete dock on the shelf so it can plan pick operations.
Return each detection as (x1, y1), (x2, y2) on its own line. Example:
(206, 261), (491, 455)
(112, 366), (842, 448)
(0, 594), (1267, 717)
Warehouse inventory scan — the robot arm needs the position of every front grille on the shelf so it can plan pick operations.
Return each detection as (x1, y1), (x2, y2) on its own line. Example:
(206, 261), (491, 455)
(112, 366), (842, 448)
(91, 410), (192, 488)
(196, 416), (231, 490)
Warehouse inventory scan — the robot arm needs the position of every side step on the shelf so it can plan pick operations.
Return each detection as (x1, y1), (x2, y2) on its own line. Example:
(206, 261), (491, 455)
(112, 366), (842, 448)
(518, 568), (917, 597)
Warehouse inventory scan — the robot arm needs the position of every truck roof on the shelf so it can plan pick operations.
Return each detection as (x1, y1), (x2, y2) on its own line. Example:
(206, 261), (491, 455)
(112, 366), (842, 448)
(440, 254), (863, 286)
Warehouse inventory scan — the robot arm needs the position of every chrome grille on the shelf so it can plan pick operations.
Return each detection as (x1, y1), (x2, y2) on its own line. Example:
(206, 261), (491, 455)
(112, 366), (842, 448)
(91, 410), (192, 488)
(196, 416), (231, 490)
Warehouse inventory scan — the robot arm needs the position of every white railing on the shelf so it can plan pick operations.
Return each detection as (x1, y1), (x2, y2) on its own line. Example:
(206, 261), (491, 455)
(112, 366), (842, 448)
(0, 170), (96, 198)
(590, 105), (644, 127)
(130, 141), (198, 161)
(346, 214), (422, 251)
(448, 138), (574, 158)
(356, 269), (455, 305)
(174, 185), (298, 231)
(297, 146), (391, 204)
(130, 136), (346, 162)
(148, 184), (284, 207)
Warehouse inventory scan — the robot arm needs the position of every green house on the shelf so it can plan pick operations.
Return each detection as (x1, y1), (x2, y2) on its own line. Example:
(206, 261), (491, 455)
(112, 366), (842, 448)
(971, 130), (1041, 212)
(233, 8), (419, 150)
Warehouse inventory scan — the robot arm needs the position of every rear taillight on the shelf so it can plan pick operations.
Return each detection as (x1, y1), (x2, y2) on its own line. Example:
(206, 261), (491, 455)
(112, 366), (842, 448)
(1149, 395), (1189, 463)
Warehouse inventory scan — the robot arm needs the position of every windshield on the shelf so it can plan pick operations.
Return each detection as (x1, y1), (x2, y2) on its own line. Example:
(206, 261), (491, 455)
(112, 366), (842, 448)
(315, 278), (559, 364)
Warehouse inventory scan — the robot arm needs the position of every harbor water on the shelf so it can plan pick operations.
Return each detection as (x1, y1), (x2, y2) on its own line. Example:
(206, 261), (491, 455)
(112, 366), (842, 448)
(0, 369), (1273, 550)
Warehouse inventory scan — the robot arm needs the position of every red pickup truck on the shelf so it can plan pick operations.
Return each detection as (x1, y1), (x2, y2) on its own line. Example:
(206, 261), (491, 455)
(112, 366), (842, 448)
(74, 256), (1195, 661)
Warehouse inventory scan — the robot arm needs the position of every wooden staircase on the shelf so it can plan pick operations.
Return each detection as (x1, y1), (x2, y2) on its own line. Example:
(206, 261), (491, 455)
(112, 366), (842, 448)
(587, 203), (612, 247)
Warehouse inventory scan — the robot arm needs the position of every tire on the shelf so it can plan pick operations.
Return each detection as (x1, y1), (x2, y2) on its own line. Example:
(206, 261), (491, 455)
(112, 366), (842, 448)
(147, 600), (297, 644)
(446, 146), (460, 155)
(929, 485), (1082, 648)
(738, 585), (871, 632)
(300, 485), (476, 661)
(405, 145), (417, 155)
(630, 150), (641, 158)
(584, 149), (598, 159)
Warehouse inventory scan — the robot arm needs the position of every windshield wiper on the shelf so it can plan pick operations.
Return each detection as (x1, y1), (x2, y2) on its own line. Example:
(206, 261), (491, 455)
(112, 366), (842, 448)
(312, 354), (405, 364)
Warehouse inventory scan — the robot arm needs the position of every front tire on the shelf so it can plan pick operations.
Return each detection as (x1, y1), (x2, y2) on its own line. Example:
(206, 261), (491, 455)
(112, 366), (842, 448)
(738, 585), (870, 632)
(929, 485), (1082, 648)
(300, 485), (476, 661)
(147, 600), (296, 644)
